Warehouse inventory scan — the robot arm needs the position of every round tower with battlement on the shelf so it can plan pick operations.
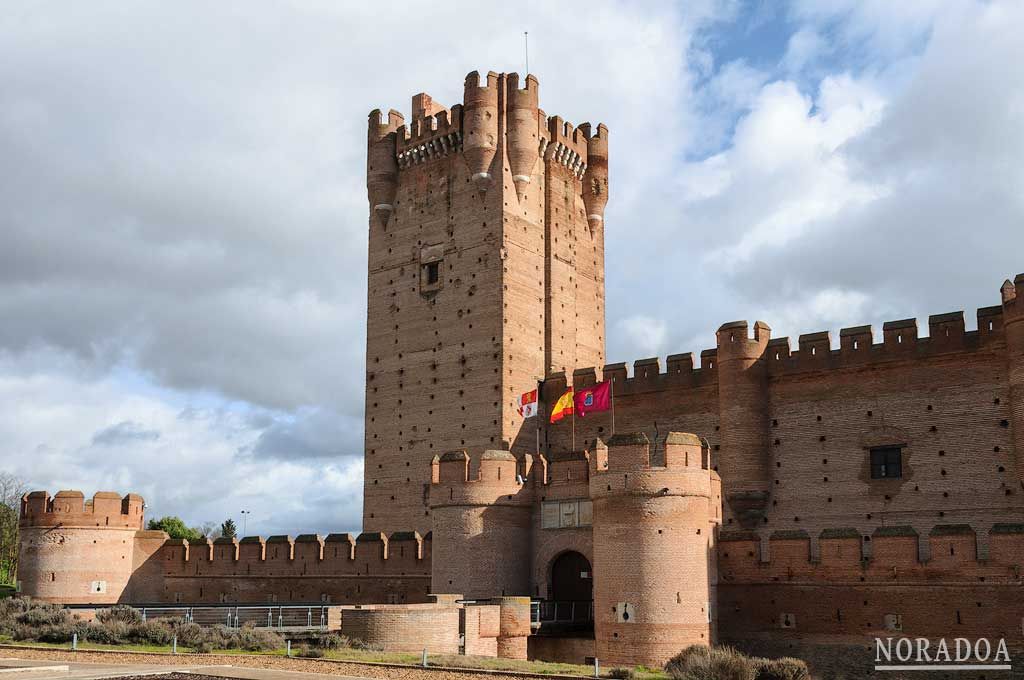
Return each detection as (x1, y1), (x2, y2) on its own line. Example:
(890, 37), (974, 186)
(581, 123), (609, 230)
(462, 70), (500, 190)
(366, 108), (403, 227)
(1001, 274), (1024, 489)
(18, 490), (146, 604)
(428, 450), (533, 600)
(715, 320), (772, 528)
(589, 432), (722, 667)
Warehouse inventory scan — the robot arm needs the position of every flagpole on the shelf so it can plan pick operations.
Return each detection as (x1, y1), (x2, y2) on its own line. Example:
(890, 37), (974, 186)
(571, 396), (576, 454)
(610, 377), (616, 435)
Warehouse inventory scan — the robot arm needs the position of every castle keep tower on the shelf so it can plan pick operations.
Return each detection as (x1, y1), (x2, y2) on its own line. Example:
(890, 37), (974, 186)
(589, 433), (722, 667)
(364, 72), (608, 534)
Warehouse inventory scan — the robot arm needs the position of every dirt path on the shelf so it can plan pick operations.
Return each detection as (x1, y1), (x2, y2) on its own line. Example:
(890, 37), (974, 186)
(0, 647), (587, 680)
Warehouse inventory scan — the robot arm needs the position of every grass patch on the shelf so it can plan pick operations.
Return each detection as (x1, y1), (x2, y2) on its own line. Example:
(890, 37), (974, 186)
(0, 638), (670, 677)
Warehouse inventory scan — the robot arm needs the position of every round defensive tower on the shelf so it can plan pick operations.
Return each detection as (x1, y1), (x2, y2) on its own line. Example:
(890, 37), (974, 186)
(428, 450), (533, 600)
(589, 432), (722, 668)
(715, 320), (772, 528)
(18, 490), (145, 604)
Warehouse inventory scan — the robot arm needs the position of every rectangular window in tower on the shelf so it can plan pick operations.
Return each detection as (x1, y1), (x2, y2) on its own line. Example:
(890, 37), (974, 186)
(420, 256), (443, 295)
(870, 446), (903, 479)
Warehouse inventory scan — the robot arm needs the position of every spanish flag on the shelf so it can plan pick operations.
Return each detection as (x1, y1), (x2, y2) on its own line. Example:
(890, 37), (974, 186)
(550, 388), (574, 423)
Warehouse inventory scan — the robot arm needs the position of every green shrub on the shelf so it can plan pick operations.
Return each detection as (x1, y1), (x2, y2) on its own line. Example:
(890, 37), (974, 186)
(82, 621), (128, 645)
(295, 646), (324, 658)
(235, 626), (283, 652)
(96, 605), (143, 626)
(608, 668), (636, 679)
(192, 639), (213, 654)
(349, 637), (383, 652)
(309, 632), (347, 649)
(204, 625), (240, 650)
(16, 603), (68, 628)
(0, 597), (28, 622)
(128, 620), (174, 646)
(34, 622), (77, 643)
(754, 657), (810, 680)
(665, 645), (755, 680)
(172, 622), (205, 648)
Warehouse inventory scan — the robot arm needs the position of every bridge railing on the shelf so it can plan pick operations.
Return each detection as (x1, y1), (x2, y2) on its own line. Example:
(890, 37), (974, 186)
(130, 605), (329, 630)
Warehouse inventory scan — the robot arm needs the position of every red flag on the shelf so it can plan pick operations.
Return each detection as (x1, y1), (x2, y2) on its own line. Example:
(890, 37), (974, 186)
(574, 381), (611, 417)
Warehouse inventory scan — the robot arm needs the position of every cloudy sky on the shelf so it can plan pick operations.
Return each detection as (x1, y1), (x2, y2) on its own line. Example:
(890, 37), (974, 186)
(2, 1), (1021, 536)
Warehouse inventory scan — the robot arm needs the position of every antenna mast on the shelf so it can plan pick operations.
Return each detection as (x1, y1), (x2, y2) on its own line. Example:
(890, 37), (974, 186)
(524, 31), (529, 74)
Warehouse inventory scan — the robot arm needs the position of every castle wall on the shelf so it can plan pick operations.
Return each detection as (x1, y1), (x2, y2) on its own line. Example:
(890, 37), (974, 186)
(529, 455), (592, 600)
(717, 527), (1024, 644)
(543, 299), (1024, 544)
(17, 494), (433, 606)
(150, 531), (431, 605)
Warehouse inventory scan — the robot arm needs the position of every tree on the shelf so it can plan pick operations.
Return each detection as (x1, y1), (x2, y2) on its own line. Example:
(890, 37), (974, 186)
(220, 518), (238, 539)
(147, 516), (203, 542)
(0, 473), (27, 585)
(193, 521), (221, 541)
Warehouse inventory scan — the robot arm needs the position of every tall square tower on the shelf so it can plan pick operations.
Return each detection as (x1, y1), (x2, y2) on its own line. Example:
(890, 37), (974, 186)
(363, 71), (608, 534)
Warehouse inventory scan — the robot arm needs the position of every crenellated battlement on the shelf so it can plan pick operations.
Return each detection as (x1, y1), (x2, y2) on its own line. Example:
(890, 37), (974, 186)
(395, 103), (464, 167)
(590, 431), (718, 498)
(544, 115), (588, 179)
(544, 285), (1021, 398)
(162, 530), (429, 567)
(718, 523), (1024, 583)
(19, 490), (144, 529)
(428, 450), (533, 510)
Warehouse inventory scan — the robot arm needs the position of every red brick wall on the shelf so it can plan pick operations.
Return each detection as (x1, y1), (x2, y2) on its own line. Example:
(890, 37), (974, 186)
(363, 71), (607, 536)
(590, 435), (719, 667)
(340, 603), (460, 653)
(718, 528), (1024, 643)
(18, 491), (144, 604)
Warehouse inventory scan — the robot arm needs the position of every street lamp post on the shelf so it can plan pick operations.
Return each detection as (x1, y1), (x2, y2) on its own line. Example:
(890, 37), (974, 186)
(240, 510), (250, 536)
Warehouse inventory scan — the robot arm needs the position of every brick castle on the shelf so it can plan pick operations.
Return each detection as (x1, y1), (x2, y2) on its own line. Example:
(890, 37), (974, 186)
(17, 70), (1024, 669)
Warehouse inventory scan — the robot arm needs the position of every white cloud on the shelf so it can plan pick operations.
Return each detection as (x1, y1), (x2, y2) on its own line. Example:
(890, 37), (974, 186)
(1, 0), (1022, 535)
(616, 315), (669, 359)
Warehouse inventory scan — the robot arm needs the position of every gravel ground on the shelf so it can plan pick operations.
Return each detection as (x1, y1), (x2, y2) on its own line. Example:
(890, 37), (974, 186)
(0, 648), (586, 680)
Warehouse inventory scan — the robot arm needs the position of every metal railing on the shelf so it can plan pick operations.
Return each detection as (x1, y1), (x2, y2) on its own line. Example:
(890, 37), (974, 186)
(135, 605), (329, 630)
(530, 600), (594, 625)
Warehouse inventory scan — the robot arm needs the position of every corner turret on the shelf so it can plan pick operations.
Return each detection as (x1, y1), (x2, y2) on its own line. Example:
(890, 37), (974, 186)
(462, 71), (500, 190)
(366, 108), (403, 226)
(715, 320), (772, 528)
(581, 123), (609, 229)
(505, 73), (540, 202)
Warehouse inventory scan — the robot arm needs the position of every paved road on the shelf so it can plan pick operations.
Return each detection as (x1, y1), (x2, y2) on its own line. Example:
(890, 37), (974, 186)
(0, 659), (371, 680)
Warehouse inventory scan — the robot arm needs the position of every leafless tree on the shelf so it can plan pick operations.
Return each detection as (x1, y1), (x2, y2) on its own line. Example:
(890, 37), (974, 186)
(0, 473), (28, 585)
